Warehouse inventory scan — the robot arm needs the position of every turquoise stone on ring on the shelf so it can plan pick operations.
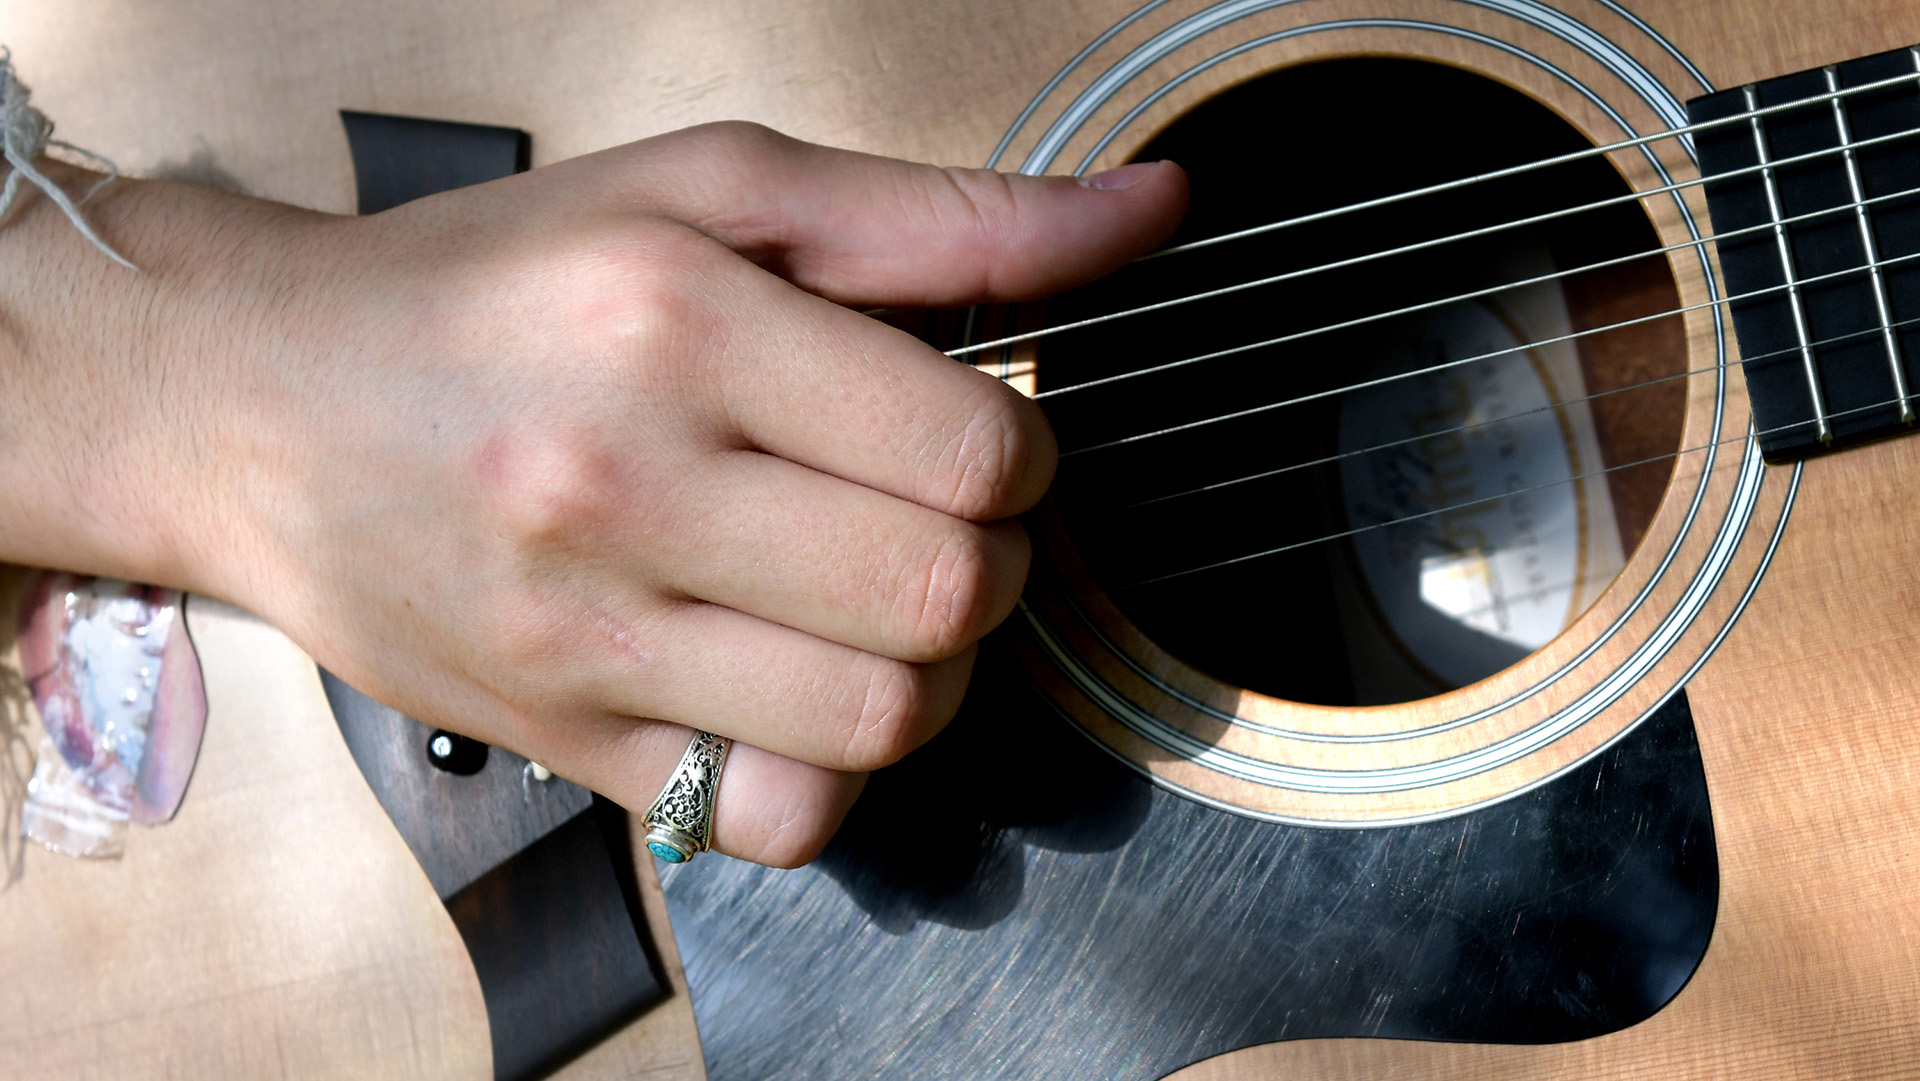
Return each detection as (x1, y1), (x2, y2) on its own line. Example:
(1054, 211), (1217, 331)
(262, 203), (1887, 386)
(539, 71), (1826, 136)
(642, 730), (730, 864)
(648, 840), (689, 863)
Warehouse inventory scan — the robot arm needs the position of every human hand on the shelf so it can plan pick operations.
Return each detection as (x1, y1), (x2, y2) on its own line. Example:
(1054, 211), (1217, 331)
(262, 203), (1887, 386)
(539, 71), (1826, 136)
(0, 124), (1186, 866)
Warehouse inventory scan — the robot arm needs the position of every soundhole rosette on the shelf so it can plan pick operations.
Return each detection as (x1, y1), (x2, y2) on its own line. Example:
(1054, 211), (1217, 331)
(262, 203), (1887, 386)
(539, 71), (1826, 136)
(978, 1), (1797, 826)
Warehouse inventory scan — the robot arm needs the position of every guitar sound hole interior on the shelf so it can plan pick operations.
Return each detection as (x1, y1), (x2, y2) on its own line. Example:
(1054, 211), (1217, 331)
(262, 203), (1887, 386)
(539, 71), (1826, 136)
(1038, 58), (1687, 706)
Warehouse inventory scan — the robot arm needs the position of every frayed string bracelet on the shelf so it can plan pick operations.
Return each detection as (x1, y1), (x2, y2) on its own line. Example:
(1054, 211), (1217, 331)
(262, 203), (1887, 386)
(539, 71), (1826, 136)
(0, 48), (137, 271)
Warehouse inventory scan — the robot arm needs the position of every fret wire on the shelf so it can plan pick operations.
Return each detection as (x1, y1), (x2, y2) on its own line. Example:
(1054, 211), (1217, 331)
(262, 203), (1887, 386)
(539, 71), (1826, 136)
(1746, 85), (1832, 443)
(948, 116), (1920, 363)
(1139, 67), (1920, 262)
(1109, 310), (1920, 512)
(1119, 392), (1900, 590)
(1033, 177), (1920, 405)
(1836, 57), (1918, 422)
(1057, 244), (1920, 458)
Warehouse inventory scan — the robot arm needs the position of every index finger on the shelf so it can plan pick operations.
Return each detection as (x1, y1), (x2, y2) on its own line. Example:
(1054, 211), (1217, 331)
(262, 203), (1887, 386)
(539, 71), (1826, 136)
(581, 122), (1190, 308)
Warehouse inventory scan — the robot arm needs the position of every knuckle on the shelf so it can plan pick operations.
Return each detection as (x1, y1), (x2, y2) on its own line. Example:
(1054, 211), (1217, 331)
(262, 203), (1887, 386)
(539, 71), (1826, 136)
(841, 659), (930, 770)
(618, 231), (723, 350)
(680, 120), (792, 174)
(937, 389), (1043, 519)
(535, 226), (721, 374)
(752, 779), (856, 869)
(757, 824), (834, 870)
(550, 229), (736, 402)
(478, 426), (625, 549)
(706, 119), (786, 154)
(935, 166), (1021, 257)
(899, 524), (995, 660)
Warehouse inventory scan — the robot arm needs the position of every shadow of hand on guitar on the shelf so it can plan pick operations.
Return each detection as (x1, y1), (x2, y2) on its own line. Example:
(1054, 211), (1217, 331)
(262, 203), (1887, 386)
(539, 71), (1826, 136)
(814, 646), (1152, 933)
(806, 657), (1716, 1044)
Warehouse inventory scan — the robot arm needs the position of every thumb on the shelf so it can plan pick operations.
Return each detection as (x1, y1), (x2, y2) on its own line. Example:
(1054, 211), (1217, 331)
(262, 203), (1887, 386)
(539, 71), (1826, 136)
(609, 122), (1190, 307)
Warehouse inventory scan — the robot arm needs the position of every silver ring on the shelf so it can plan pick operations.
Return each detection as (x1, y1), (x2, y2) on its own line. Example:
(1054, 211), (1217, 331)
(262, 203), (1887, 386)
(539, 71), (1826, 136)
(643, 730), (731, 864)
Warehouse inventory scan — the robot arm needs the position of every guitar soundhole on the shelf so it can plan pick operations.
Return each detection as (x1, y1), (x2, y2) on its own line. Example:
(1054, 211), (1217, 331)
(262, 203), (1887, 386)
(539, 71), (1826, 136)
(1038, 58), (1687, 706)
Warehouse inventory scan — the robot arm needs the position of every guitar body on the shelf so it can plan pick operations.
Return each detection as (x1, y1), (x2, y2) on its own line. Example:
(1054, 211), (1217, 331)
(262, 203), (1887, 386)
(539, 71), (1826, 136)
(1207, 441), (1920, 1071)
(3, 1), (1919, 1078)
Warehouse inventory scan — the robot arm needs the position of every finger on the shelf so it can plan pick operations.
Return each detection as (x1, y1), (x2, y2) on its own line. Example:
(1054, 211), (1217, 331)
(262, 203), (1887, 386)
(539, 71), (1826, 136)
(532, 714), (867, 868)
(582, 600), (975, 771)
(702, 263), (1056, 519)
(651, 450), (1030, 661)
(595, 121), (1191, 306)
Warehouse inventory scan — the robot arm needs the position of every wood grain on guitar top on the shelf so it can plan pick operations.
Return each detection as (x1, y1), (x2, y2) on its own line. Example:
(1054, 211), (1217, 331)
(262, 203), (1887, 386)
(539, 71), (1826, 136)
(1181, 429), (1920, 1078)
(4, 0), (1920, 1078)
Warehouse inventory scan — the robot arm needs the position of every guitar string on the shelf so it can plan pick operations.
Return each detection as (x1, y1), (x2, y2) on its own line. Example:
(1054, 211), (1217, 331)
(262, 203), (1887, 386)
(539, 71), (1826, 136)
(852, 70), (1918, 323)
(1140, 66), (1920, 261)
(1039, 176), (1920, 408)
(1049, 80), (1920, 584)
(945, 100), (1920, 362)
(1111, 310), (1920, 511)
(1118, 393), (1897, 590)
(1058, 243), (1920, 457)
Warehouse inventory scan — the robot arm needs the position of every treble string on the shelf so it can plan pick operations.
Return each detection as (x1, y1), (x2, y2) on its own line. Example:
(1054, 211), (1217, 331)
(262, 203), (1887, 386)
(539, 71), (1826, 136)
(1141, 64), (1920, 261)
(1056, 243), (1920, 457)
(865, 68), (1914, 327)
(943, 80), (1920, 363)
(1120, 392), (1899, 590)
(1112, 310), (1920, 512)
(1039, 177), (1920, 407)
(942, 60), (1920, 593)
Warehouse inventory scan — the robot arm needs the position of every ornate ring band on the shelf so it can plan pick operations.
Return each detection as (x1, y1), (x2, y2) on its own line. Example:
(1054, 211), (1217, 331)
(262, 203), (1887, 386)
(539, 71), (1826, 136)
(643, 730), (731, 864)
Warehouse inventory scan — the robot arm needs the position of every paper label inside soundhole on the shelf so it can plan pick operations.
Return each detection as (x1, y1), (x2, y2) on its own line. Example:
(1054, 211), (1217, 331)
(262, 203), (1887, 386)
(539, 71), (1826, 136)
(1334, 268), (1623, 702)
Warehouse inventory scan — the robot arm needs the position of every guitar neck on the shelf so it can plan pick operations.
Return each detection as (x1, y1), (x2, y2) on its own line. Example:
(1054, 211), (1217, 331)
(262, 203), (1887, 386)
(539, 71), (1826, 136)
(1693, 45), (1920, 460)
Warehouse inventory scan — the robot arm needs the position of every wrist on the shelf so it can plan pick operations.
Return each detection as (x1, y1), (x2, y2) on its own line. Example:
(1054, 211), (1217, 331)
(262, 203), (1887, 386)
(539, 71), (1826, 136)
(0, 159), (331, 603)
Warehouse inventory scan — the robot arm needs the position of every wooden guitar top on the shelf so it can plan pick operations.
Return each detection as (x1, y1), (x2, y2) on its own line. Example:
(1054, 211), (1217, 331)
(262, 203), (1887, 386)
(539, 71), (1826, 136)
(4, 1), (1920, 1078)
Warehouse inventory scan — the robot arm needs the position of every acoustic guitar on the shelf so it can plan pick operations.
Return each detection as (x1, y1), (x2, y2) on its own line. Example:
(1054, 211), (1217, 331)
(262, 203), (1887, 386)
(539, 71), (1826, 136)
(5, 1), (1920, 1079)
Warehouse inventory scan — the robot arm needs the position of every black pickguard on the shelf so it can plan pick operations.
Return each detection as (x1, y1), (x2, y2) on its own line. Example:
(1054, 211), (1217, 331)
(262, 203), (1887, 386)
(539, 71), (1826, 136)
(661, 655), (1716, 1080)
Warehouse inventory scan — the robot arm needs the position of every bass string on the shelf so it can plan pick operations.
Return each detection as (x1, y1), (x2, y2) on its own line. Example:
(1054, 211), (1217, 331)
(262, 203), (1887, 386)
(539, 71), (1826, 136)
(1108, 310), (1920, 511)
(1055, 243), (1920, 457)
(1119, 393), (1900, 590)
(945, 89), (1920, 363)
(1037, 176), (1920, 409)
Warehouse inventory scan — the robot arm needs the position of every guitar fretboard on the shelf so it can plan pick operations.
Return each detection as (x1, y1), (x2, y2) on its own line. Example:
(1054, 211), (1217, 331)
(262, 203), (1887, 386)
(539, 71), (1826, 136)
(1691, 46), (1920, 462)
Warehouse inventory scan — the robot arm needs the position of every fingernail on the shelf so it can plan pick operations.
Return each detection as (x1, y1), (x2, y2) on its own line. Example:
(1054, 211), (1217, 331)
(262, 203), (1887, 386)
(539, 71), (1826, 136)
(1078, 161), (1160, 191)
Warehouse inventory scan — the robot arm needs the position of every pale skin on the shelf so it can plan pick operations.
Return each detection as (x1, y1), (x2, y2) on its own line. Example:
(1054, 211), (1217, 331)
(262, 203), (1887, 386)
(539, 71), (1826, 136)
(0, 123), (1189, 867)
